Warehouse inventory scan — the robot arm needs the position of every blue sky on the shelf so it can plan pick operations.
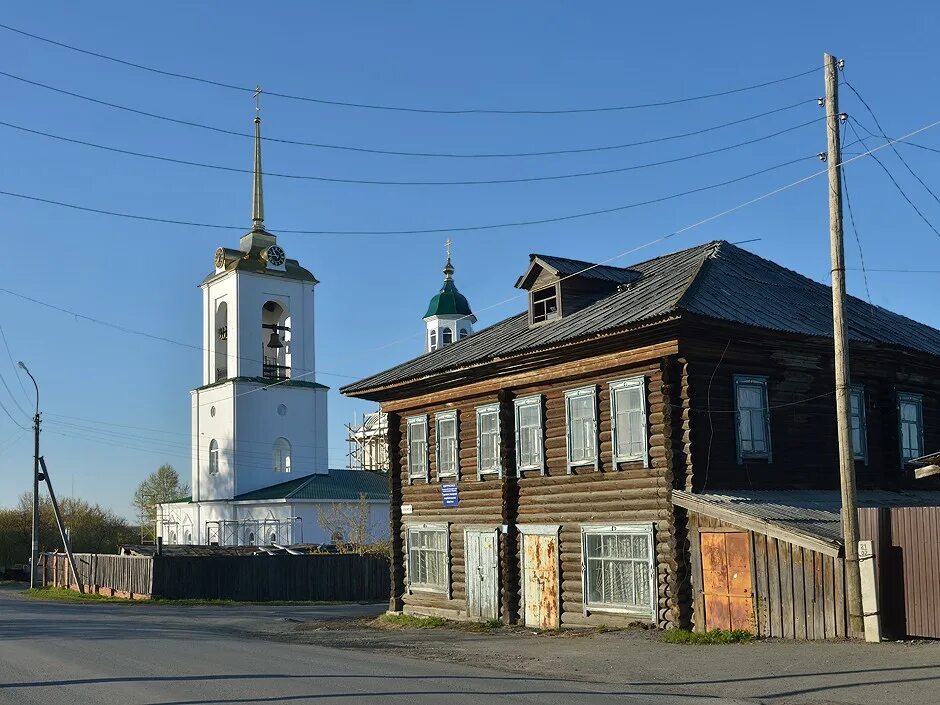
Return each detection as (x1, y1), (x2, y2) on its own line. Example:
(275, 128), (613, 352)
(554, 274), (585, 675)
(1, 2), (939, 519)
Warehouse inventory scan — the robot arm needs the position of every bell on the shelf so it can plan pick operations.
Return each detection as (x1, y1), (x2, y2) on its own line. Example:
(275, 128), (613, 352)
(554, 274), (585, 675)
(266, 330), (284, 349)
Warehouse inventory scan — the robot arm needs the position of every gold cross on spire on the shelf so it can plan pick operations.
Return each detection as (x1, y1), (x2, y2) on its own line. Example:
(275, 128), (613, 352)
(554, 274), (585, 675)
(445, 238), (452, 260)
(253, 85), (262, 114)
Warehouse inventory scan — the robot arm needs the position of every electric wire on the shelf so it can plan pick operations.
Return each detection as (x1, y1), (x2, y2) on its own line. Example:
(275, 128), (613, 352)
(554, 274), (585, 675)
(0, 70), (816, 159)
(0, 23), (819, 115)
(0, 116), (824, 186)
(0, 153), (817, 235)
(0, 322), (30, 405)
(846, 120), (940, 238)
(850, 116), (940, 155)
(844, 80), (940, 208)
(839, 121), (873, 309)
(20, 123), (940, 460)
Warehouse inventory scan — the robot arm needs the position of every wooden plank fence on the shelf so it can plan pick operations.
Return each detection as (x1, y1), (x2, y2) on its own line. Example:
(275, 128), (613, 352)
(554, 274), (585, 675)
(41, 552), (390, 602)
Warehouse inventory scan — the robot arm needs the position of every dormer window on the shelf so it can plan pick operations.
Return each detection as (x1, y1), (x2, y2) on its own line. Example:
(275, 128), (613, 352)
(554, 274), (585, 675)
(531, 285), (560, 324)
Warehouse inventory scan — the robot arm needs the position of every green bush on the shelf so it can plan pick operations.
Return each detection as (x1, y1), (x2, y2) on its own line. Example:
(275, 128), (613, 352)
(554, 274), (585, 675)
(662, 628), (755, 644)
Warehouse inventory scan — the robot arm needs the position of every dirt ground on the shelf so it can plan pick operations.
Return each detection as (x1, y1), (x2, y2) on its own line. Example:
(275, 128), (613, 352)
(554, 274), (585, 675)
(254, 615), (940, 705)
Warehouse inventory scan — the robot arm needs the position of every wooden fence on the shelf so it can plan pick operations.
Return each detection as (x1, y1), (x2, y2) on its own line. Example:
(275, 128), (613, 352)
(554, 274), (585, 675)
(42, 552), (390, 602)
(859, 506), (940, 639)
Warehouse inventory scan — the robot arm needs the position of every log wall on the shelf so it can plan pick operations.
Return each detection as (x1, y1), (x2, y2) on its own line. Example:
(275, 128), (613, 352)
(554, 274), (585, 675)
(680, 326), (940, 492)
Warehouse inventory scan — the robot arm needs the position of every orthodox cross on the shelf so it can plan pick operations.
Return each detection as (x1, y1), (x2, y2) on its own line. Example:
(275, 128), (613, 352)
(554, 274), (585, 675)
(445, 238), (452, 260)
(253, 86), (262, 114)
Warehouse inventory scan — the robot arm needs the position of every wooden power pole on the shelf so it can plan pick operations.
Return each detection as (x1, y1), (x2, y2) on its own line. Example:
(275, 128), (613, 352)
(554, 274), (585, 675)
(824, 52), (863, 635)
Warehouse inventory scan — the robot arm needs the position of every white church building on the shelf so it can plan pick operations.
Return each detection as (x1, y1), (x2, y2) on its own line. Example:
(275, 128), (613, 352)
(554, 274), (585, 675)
(157, 111), (388, 547)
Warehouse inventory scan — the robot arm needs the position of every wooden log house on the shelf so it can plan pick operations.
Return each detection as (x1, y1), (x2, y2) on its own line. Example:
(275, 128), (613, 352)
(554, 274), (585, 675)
(342, 241), (940, 636)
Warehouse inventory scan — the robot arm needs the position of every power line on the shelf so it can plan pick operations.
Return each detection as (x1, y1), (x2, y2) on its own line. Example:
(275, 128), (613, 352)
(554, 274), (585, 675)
(839, 122), (873, 309)
(0, 23), (819, 115)
(0, 323), (30, 405)
(844, 80), (940, 208)
(847, 120), (940, 238)
(0, 116), (823, 186)
(0, 153), (817, 235)
(0, 70), (815, 159)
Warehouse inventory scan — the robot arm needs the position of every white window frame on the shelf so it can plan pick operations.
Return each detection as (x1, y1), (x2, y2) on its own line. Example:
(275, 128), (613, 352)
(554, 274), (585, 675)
(733, 375), (772, 463)
(565, 386), (599, 473)
(580, 523), (656, 620)
(514, 395), (544, 475)
(428, 329), (437, 351)
(208, 439), (220, 475)
(405, 522), (450, 595)
(850, 385), (868, 464)
(476, 403), (502, 478)
(406, 415), (429, 483)
(898, 392), (924, 466)
(435, 410), (459, 481)
(609, 376), (648, 466)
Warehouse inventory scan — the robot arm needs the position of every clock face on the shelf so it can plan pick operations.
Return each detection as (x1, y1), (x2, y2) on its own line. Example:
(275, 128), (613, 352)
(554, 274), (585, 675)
(266, 245), (286, 267)
(214, 248), (226, 269)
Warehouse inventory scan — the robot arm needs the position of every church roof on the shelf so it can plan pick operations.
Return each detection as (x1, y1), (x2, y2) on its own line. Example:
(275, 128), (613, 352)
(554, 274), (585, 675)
(201, 248), (318, 286)
(425, 279), (474, 318)
(233, 469), (389, 502)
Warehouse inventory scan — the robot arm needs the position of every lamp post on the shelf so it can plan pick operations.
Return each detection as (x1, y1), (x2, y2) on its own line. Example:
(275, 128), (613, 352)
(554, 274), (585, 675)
(18, 361), (40, 589)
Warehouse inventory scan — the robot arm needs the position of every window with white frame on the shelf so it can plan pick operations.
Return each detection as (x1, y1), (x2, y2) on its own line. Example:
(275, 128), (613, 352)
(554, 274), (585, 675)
(582, 524), (655, 618)
(407, 416), (429, 481)
(734, 375), (771, 462)
(477, 404), (501, 476)
(428, 329), (437, 351)
(565, 387), (598, 470)
(273, 437), (291, 473)
(436, 410), (459, 479)
(208, 439), (220, 475)
(514, 395), (544, 473)
(850, 385), (867, 462)
(898, 392), (924, 464)
(610, 377), (647, 464)
(406, 524), (449, 592)
(441, 328), (453, 346)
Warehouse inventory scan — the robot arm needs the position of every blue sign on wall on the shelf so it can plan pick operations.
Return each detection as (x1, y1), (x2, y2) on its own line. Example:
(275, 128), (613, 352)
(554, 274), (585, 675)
(441, 483), (459, 507)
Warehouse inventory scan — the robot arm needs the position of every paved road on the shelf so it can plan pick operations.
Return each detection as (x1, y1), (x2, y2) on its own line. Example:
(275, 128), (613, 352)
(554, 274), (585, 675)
(0, 587), (746, 705)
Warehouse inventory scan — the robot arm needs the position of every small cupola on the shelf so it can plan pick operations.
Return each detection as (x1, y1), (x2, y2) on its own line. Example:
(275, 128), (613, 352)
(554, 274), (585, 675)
(515, 254), (640, 326)
(423, 241), (476, 353)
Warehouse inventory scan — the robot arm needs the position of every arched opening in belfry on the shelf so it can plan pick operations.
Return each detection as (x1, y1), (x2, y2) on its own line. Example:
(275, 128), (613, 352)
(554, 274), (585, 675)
(215, 301), (228, 381)
(261, 300), (291, 379)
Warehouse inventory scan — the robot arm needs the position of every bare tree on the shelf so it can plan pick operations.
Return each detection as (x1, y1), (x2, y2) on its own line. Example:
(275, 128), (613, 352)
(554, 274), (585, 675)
(317, 493), (374, 555)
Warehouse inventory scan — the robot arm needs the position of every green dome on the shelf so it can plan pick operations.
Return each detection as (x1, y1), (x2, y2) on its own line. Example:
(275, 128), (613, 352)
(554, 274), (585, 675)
(425, 279), (473, 318)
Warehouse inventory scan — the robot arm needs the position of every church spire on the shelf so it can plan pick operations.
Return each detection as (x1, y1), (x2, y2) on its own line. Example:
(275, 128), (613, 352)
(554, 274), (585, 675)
(443, 238), (454, 281)
(251, 86), (264, 232)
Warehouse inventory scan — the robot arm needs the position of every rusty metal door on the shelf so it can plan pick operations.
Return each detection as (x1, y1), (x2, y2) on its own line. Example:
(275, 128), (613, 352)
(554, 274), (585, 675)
(522, 532), (559, 629)
(465, 529), (499, 621)
(700, 531), (753, 631)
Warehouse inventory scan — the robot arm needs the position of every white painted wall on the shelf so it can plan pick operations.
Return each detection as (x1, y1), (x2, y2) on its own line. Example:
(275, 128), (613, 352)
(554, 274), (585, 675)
(424, 314), (473, 353)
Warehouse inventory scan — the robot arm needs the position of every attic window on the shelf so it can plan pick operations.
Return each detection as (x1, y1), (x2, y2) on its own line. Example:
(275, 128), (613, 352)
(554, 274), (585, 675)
(531, 285), (560, 324)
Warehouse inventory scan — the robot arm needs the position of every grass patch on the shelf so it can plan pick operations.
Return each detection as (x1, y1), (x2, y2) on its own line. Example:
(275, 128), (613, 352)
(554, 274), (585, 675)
(662, 628), (755, 645)
(375, 613), (450, 629)
(22, 587), (350, 607)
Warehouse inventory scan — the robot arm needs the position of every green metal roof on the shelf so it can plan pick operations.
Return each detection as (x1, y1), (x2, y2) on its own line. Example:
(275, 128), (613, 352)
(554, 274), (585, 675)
(194, 377), (330, 393)
(234, 469), (389, 502)
(425, 280), (473, 318)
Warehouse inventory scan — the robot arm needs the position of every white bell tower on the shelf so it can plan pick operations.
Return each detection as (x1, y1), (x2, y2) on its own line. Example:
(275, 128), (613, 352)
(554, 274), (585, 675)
(424, 240), (476, 353)
(190, 102), (329, 518)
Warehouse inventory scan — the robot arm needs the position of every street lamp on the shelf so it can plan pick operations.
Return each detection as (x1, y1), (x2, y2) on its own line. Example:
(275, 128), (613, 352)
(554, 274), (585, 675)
(17, 361), (40, 589)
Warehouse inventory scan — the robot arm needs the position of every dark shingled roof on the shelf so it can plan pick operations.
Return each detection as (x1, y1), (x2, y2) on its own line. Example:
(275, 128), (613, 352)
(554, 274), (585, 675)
(233, 469), (389, 502)
(343, 240), (940, 396)
(518, 254), (640, 286)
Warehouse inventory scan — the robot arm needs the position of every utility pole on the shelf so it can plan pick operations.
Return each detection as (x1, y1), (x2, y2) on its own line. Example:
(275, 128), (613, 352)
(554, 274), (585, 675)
(824, 53), (863, 636)
(18, 361), (41, 590)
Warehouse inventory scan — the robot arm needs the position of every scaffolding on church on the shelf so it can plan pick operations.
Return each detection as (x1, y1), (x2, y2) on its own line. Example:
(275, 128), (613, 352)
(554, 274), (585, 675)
(204, 517), (303, 547)
(346, 409), (389, 473)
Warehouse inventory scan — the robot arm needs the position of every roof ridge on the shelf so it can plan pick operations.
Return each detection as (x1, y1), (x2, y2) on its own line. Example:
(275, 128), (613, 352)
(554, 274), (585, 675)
(282, 473), (320, 499)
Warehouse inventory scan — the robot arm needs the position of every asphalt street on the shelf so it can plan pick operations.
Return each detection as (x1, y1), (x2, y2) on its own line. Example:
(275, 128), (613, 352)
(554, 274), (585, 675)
(0, 586), (749, 705)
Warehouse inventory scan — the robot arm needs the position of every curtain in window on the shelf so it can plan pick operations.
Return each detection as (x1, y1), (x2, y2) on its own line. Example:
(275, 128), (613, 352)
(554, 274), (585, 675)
(568, 394), (596, 463)
(613, 385), (644, 460)
(517, 402), (542, 469)
(736, 384), (767, 455)
(478, 409), (500, 474)
(408, 420), (428, 479)
(408, 527), (448, 590)
(585, 532), (652, 610)
(437, 415), (457, 476)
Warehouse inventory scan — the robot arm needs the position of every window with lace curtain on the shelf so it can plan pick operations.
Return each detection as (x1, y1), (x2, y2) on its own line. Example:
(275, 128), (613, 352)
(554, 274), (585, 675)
(581, 524), (655, 618)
